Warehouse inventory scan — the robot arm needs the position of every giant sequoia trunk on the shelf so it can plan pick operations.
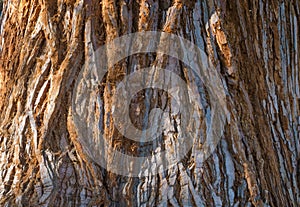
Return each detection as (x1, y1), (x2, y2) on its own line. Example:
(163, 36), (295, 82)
(0, 0), (299, 206)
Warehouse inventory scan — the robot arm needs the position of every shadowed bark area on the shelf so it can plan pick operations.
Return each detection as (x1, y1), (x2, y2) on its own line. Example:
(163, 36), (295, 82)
(0, 0), (299, 206)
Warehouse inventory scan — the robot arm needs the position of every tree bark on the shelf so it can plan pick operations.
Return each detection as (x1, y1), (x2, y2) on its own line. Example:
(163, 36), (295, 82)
(0, 0), (299, 206)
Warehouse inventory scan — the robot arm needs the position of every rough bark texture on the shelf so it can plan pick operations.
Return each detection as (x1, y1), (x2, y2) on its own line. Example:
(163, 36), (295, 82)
(0, 0), (299, 206)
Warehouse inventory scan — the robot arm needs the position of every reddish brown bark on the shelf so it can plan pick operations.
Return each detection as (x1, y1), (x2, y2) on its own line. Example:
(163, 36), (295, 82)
(0, 0), (299, 206)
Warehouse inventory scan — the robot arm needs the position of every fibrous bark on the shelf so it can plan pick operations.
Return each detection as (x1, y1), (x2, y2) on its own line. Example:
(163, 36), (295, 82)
(0, 0), (299, 206)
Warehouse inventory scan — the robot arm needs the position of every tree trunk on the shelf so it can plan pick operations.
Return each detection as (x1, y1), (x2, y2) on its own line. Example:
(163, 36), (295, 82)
(0, 0), (299, 206)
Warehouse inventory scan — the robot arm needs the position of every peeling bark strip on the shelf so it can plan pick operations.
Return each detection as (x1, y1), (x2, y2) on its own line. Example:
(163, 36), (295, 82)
(0, 0), (299, 206)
